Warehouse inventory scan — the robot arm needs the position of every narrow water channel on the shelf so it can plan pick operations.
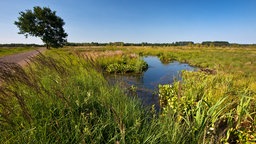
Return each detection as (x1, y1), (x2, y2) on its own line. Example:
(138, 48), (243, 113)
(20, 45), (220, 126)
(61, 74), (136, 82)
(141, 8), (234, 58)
(105, 56), (196, 109)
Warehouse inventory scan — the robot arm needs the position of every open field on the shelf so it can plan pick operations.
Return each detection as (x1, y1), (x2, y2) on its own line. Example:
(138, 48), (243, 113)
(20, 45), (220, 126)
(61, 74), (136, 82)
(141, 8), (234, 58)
(0, 46), (255, 143)
(0, 47), (39, 57)
(0, 48), (46, 66)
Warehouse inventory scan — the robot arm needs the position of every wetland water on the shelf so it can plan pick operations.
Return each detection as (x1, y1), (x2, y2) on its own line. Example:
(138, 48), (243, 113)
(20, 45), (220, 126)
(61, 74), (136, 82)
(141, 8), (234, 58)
(105, 56), (196, 109)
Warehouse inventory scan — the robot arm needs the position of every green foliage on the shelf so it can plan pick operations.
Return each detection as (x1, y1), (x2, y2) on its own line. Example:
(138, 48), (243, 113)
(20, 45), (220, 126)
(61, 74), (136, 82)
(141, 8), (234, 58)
(0, 52), (159, 143)
(158, 52), (177, 63)
(202, 41), (230, 47)
(1, 46), (255, 143)
(159, 71), (256, 143)
(14, 6), (68, 48)
(98, 55), (148, 74)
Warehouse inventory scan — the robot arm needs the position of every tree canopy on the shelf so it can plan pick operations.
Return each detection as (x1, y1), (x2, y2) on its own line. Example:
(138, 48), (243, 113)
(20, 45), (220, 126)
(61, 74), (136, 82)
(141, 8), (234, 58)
(14, 6), (68, 48)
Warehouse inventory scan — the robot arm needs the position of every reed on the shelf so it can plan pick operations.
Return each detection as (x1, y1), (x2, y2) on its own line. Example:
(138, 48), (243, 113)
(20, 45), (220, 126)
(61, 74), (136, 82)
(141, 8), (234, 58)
(0, 52), (159, 143)
(0, 46), (255, 143)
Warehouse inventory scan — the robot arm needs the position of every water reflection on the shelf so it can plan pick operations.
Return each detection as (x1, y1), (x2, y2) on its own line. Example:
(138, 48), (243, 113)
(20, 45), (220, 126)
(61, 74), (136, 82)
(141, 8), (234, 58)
(105, 56), (196, 109)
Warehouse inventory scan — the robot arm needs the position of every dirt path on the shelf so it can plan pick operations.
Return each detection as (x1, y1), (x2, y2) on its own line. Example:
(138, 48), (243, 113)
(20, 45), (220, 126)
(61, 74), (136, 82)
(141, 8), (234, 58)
(0, 47), (46, 66)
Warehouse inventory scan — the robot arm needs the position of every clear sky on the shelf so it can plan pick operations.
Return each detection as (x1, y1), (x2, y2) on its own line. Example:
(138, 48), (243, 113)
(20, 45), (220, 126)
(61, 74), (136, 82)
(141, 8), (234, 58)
(0, 0), (256, 44)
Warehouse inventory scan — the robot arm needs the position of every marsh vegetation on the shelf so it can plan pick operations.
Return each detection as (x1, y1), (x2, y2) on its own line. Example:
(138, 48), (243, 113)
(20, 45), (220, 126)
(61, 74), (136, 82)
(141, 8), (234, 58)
(0, 46), (255, 143)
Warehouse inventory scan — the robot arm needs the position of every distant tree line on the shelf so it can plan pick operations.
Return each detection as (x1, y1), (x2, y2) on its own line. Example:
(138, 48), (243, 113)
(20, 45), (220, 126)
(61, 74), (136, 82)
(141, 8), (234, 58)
(67, 41), (256, 47)
(201, 41), (230, 46)
(1, 41), (256, 48)
(66, 41), (195, 47)
(0, 43), (44, 47)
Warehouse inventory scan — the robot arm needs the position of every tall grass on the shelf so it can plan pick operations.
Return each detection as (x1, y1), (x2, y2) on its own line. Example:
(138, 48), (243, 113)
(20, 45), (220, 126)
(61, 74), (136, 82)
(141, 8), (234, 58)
(1, 46), (255, 143)
(159, 71), (255, 143)
(81, 50), (148, 74)
(69, 46), (256, 142)
(0, 52), (158, 143)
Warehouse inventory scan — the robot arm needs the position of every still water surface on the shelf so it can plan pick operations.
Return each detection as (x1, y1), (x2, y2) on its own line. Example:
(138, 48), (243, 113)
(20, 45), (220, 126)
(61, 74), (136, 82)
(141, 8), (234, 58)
(105, 56), (196, 109)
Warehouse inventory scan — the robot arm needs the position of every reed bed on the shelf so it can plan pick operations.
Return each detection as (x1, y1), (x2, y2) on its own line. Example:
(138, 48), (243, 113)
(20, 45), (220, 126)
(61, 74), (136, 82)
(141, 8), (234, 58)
(0, 46), (255, 143)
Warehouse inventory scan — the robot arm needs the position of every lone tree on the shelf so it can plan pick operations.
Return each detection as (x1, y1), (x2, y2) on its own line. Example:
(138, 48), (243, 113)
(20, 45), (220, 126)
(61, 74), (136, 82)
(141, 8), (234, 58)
(15, 6), (68, 48)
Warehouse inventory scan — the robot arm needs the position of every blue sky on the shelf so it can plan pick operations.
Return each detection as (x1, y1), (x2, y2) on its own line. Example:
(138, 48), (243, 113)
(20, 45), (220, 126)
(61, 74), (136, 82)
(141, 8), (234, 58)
(0, 0), (256, 44)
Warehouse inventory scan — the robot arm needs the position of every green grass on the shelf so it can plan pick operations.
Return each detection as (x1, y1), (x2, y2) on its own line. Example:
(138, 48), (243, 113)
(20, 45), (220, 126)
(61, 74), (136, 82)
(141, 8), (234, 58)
(124, 46), (256, 78)
(98, 55), (148, 74)
(78, 49), (148, 73)
(159, 71), (255, 143)
(0, 51), (160, 143)
(0, 47), (38, 57)
(0, 46), (255, 143)
(75, 45), (256, 143)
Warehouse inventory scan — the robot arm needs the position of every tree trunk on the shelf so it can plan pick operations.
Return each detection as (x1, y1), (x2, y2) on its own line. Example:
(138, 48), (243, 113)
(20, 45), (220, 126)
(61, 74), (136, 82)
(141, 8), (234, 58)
(46, 40), (50, 49)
